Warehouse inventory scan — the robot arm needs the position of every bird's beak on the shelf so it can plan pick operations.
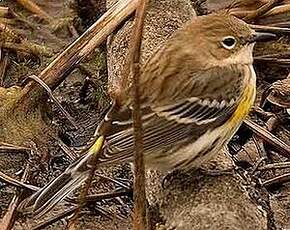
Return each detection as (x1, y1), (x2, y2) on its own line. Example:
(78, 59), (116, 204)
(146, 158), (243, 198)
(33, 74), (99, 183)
(249, 32), (277, 43)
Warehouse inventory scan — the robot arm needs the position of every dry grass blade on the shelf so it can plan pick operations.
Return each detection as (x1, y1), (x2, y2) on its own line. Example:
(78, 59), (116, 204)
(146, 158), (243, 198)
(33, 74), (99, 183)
(0, 164), (31, 230)
(262, 172), (290, 187)
(57, 140), (78, 161)
(0, 143), (30, 153)
(0, 170), (39, 191)
(244, 119), (290, 158)
(255, 51), (290, 59)
(254, 58), (290, 67)
(254, 51), (290, 67)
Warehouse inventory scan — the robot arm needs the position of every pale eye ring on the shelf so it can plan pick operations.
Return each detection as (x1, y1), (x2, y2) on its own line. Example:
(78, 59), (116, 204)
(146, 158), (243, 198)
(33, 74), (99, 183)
(221, 36), (237, 50)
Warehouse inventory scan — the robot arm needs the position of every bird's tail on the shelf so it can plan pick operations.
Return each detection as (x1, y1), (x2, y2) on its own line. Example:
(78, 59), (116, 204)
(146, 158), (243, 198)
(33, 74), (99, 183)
(18, 136), (105, 218)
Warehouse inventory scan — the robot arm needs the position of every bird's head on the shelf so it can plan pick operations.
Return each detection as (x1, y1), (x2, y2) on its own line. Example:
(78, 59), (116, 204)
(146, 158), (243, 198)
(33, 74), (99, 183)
(172, 13), (276, 67)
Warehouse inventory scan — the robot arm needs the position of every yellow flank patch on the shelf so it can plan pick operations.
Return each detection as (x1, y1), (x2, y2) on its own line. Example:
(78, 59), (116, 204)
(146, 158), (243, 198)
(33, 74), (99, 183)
(229, 84), (255, 125)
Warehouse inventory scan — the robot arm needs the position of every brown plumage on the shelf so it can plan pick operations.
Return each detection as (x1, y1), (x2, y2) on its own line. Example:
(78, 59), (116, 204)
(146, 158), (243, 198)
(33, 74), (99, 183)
(18, 13), (276, 217)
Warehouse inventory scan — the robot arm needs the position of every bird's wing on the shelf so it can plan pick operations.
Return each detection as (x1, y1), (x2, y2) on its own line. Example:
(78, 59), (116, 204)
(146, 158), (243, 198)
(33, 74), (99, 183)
(97, 96), (238, 164)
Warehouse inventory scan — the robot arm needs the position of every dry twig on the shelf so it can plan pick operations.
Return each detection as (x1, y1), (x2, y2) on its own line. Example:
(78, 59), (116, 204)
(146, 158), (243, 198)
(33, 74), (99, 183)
(127, 0), (149, 229)
(244, 119), (290, 158)
(0, 170), (38, 191)
(0, 164), (31, 230)
(259, 162), (290, 171)
(262, 172), (290, 187)
(0, 142), (30, 153)
(57, 140), (78, 161)
(28, 75), (78, 129)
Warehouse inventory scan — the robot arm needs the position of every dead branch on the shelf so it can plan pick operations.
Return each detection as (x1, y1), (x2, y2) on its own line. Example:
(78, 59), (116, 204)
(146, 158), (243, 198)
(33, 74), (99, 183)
(1, 41), (53, 58)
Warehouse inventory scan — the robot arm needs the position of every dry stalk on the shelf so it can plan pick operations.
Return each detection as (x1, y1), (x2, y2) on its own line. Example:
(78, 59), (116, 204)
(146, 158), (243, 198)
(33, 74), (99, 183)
(126, 0), (149, 229)
(22, 0), (139, 102)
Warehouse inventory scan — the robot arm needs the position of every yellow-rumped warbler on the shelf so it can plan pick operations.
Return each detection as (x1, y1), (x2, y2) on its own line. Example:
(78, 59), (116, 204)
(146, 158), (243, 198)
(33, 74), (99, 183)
(18, 13), (275, 216)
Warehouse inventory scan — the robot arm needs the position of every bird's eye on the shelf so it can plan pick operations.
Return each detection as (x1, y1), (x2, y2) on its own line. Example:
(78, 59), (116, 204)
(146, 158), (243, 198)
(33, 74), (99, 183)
(221, 36), (237, 50)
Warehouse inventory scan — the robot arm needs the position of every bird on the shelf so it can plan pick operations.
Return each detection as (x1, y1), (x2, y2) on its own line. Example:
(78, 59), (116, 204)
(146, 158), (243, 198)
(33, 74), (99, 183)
(18, 12), (276, 217)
